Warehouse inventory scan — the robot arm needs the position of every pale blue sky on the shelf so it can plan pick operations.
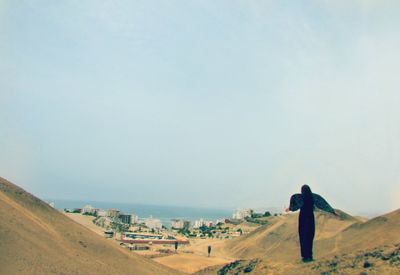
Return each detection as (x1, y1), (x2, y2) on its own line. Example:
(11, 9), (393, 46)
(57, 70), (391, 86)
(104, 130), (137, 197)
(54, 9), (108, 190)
(1, 1), (399, 214)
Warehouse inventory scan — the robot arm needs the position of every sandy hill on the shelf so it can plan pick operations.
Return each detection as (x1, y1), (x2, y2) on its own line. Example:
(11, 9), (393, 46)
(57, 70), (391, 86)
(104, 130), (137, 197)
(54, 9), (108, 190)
(197, 209), (400, 274)
(0, 177), (180, 275)
(224, 209), (358, 262)
(317, 208), (400, 256)
(196, 242), (400, 274)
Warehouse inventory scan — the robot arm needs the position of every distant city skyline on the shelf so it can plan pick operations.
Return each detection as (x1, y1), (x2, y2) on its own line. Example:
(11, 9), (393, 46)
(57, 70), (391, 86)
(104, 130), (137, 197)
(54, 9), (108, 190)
(1, 1), (400, 215)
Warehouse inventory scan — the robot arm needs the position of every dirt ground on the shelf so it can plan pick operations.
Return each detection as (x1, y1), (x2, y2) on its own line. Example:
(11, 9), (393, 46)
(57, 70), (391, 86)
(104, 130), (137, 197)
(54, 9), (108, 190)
(64, 213), (104, 236)
(154, 253), (231, 274)
(65, 213), (237, 273)
(153, 238), (235, 273)
(0, 177), (180, 275)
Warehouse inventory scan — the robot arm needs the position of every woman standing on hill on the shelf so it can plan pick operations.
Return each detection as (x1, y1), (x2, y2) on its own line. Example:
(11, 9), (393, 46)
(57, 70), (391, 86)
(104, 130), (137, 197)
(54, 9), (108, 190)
(285, 185), (336, 262)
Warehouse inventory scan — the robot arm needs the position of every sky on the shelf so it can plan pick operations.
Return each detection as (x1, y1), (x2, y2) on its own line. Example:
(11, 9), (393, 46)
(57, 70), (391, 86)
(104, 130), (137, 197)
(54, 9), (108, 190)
(1, 0), (399, 215)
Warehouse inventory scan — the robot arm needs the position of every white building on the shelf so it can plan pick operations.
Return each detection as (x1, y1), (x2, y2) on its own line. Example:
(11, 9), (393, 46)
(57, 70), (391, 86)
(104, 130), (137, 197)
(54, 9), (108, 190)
(82, 204), (96, 214)
(107, 208), (120, 218)
(145, 216), (162, 230)
(131, 214), (139, 224)
(232, 209), (253, 220)
(96, 209), (107, 217)
(193, 218), (213, 228)
(171, 219), (190, 229)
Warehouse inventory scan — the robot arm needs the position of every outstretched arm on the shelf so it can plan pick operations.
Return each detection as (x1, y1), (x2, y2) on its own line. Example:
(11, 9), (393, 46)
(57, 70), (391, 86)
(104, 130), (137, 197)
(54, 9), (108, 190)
(313, 193), (336, 215)
(288, 194), (303, 211)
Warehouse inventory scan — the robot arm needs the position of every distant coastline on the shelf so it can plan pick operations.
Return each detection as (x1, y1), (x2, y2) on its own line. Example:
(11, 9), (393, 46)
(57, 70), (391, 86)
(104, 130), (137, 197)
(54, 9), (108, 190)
(46, 198), (232, 226)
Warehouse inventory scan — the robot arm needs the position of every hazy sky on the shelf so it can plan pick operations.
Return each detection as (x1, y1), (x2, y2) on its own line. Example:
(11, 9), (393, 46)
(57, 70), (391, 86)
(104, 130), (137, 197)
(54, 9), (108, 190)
(1, 1), (399, 214)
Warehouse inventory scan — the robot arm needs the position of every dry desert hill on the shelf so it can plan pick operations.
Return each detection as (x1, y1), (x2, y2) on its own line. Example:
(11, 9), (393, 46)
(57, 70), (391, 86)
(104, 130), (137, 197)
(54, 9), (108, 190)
(196, 206), (400, 274)
(224, 209), (364, 261)
(0, 177), (181, 275)
(2, 175), (399, 275)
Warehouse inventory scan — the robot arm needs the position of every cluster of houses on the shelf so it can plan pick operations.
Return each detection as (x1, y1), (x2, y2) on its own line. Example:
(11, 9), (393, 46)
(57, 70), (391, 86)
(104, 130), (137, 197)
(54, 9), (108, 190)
(65, 205), (139, 226)
(181, 209), (254, 229)
(171, 209), (255, 231)
(63, 204), (279, 249)
(65, 205), (168, 232)
(193, 218), (214, 228)
(144, 216), (163, 230)
(65, 205), (259, 234)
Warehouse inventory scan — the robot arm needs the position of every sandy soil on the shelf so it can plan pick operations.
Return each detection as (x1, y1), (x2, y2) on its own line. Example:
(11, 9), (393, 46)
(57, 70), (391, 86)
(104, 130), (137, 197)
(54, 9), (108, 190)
(196, 209), (400, 274)
(152, 238), (236, 273)
(58, 192), (400, 274)
(196, 243), (400, 275)
(154, 253), (231, 274)
(65, 213), (104, 235)
(0, 177), (180, 275)
(224, 210), (362, 262)
(3, 176), (399, 275)
(65, 212), (239, 274)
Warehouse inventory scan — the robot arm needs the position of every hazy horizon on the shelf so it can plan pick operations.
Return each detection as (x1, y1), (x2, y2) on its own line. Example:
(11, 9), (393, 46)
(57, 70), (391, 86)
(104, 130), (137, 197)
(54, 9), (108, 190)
(1, 1), (400, 215)
(42, 197), (386, 218)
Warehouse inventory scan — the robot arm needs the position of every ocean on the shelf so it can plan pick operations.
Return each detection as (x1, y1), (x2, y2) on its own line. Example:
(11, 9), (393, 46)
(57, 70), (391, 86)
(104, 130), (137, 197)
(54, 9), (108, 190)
(48, 199), (232, 227)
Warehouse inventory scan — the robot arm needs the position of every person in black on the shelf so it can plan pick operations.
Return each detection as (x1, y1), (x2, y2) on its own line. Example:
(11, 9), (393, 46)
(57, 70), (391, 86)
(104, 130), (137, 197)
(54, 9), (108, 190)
(286, 185), (336, 262)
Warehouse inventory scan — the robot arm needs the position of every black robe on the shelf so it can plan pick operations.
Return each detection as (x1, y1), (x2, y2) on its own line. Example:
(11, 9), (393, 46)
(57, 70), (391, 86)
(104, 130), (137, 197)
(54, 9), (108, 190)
(289, 193), (335, 260)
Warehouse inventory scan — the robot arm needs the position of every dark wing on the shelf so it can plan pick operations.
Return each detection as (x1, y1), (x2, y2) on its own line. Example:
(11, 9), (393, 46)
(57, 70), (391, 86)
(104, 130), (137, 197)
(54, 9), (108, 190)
(289, 193), (303, 211)
(313, 193), (335, 214)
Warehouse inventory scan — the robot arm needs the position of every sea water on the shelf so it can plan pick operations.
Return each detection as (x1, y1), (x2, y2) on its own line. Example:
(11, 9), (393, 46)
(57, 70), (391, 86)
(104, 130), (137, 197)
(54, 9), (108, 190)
(48, 199), (232, 227)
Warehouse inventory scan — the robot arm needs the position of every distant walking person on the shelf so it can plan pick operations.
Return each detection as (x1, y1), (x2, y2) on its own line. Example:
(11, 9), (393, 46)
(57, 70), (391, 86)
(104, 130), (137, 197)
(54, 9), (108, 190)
(207, 245), (212, 257)
(285, 185), (336, 262)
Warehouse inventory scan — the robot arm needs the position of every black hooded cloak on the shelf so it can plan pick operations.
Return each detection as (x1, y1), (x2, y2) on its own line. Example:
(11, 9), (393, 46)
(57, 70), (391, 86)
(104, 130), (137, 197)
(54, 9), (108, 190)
(289, 185), (335, 261)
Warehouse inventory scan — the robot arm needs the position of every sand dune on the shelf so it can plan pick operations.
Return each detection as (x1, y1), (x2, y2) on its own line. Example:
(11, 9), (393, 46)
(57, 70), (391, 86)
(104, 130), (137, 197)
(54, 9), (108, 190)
(0, 177), (180, 275)
(3, 175), (398, 275)
(197, 208), (400, 274)
(319, 208), (400, 255)
(224, 210), (358, 262)
(196, 242), (400, 275)
(154, 253), (230, 274)
(225, 208), (400, 262)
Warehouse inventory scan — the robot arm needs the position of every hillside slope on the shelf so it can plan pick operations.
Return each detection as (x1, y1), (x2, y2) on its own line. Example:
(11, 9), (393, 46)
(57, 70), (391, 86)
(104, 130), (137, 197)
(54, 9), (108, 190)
(199, 209), (400, 274)
(224, 210), (359, 261)
(196, 243), (400, 275)
(0, 177), (180, 275)
(318, 208), (400, 256)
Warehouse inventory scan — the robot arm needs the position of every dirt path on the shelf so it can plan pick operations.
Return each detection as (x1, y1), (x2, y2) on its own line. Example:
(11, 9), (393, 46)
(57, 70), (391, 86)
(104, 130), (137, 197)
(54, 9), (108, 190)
(154, 253), (231, 274)
(153, 238), (235, 273)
